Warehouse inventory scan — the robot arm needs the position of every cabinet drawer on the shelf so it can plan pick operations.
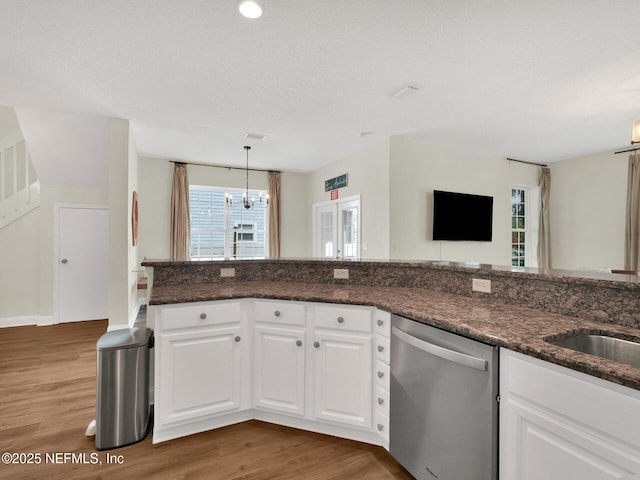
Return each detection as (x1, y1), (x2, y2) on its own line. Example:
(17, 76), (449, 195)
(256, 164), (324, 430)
(375, 359), (390, 388)
(375, 409), (389, 442)
(312, 304), (372, 333)
(375, 383), (390, 417)
(159, 301), (242, 331)
(254, 300), (305, 326)
(375, 310), (391, 338)
(375, 334), (390, 364)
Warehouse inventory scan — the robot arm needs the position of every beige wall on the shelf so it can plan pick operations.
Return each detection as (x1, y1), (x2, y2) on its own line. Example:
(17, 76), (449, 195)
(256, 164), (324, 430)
(550, 150), (627, 270)
(107, 118), (139, 329)
(307, 138), (391, 259)
(0, 207), (40, 319)
(137, 157), (308, 261)
(389, 136), (540, 265)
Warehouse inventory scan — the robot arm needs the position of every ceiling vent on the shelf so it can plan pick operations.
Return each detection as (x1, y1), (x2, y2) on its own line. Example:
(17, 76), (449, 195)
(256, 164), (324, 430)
(392, 84), (421, 98)
(244, 132), (267, 141)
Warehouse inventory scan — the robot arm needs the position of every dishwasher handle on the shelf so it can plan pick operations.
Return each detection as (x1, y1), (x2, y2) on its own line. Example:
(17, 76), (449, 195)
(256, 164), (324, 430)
(392, 326), (488, 371)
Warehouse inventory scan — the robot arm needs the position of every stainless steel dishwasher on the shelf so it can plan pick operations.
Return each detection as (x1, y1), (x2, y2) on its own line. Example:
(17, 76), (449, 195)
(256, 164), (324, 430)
(390, 314), (498, 480)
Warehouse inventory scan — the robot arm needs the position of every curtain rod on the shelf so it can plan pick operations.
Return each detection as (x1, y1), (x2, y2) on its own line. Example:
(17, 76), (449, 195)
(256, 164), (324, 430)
(171, 160), (281, 174)
(506, 157), (548, 168)
(614, 145), (640, 155)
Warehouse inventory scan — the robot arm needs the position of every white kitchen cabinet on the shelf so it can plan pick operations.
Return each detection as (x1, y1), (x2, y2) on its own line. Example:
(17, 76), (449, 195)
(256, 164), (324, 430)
(311, 328), (373, 428)
(500, 349), (640, 480)
(154, 300), (249, 442)
(309, 303), (374, 429)
(253, 324), (306, 416)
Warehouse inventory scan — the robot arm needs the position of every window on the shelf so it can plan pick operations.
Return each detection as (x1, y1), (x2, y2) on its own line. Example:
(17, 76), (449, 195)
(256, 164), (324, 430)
(511, 188), (527, 267)
(190, 186), (267, 260)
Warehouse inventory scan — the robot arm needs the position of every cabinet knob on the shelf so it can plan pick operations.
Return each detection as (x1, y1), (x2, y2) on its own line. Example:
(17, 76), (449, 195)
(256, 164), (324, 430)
(200, 313), (207, 320)
(274, 310), (281, 317)
(377, 319), (383, 327)
(377, 345), (384, 353)
(296, 340), (302, 347)
(61, 258), (69, 264)
(337, 316), (344, 324)
(234, 336), (241, 343)
(377, 397), (384, 405)
(377, 424), (384, 432)
(313, 341), (320, 348)
(377, 371), (384, 379)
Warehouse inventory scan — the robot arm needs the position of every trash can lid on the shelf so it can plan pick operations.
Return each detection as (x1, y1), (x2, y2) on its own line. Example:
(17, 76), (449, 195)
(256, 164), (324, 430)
(97, 327), (152, 351)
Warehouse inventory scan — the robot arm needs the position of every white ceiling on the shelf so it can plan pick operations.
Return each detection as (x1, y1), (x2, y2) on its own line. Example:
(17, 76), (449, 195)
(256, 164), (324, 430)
(1, 0), (639, 173)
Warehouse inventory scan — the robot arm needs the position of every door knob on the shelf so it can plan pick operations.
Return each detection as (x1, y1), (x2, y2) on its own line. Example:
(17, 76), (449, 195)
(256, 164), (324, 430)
(313, 341), (320, 348)
(234, 336), (241, 343)
(61, 259), (68, 264)
(296, 340), (302, 347)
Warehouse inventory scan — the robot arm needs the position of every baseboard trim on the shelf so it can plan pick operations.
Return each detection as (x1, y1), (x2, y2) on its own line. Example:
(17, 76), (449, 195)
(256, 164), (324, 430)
(37, 315), (55, 326)
(0, 315), (38, 328)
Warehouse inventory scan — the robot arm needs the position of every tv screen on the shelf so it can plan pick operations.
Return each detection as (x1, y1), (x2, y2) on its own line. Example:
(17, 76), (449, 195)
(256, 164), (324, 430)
(432, 190), (493, 241)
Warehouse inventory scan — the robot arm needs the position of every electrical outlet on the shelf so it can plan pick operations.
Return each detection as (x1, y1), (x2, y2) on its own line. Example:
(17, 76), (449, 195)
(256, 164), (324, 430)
(334, 268), (349, 280)
(220, 268), (236, 278)
(472, 278), (491, 294)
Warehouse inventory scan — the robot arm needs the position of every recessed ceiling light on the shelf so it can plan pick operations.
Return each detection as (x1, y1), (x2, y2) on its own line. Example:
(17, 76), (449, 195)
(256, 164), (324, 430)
(238, 0), (262, 19)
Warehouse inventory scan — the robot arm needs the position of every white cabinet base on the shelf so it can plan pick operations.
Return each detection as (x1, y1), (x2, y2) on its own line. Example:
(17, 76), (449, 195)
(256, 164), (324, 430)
(500, 349), (640, 480)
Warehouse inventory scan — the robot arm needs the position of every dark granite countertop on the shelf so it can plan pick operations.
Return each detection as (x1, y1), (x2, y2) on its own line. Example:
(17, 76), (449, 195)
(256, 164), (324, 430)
(148, 281), (640, 392)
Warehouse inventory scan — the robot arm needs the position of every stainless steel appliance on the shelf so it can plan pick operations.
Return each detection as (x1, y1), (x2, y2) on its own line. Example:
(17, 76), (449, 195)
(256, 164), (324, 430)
(390, 314), (498, 480)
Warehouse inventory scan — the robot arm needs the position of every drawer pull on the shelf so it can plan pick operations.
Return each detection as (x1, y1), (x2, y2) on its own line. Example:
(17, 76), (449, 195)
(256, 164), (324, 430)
(199, 313), (207, 320)
(274, 310), (281, 317)
(314, 341), (320, 348)
(234, 336), (241, 343)
(337, 316), (344, 324)
(377, 397), (384, 405)
(377, 345), (384, 353)
(377, 424), (384, 432)
(377, 371), (384, 379)
(296, 340), (302, 347)
(377, 319), (383, 327)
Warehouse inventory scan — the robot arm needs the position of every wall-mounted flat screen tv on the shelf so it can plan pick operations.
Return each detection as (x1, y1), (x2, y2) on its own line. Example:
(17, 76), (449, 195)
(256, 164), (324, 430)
(432, 190), (493, 241)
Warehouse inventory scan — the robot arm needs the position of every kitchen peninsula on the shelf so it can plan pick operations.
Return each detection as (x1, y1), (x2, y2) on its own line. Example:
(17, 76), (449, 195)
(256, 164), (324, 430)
(143, 258), (640, 479)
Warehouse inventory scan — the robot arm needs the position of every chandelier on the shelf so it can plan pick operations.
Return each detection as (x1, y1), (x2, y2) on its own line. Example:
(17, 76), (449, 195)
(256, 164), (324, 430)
(225, 146), (268, 209)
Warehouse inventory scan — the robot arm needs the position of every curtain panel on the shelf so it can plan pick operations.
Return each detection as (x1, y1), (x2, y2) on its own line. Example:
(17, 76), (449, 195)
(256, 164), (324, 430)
(537, 166), (551, 269)
(170, 163), (191, 261)
(268, 171), (281, 258)
(624, 154), (640, 271)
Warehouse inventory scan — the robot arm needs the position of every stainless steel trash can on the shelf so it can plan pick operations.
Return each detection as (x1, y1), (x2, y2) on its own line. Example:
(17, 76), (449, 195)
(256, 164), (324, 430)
(95, 327), (153, 450)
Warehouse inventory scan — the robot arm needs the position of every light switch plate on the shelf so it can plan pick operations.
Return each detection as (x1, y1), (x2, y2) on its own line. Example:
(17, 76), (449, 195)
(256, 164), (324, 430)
(472, 278), (491, 293)
(334, 268), (349, 280)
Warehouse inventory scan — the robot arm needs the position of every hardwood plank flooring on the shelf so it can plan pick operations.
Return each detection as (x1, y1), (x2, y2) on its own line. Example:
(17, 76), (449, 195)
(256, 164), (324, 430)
(0, 320), (412, 480)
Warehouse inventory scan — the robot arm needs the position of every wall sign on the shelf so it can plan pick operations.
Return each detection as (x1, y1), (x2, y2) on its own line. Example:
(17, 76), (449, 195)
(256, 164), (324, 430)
(325, 173), (348, 192)
(330, 190), (339, 200)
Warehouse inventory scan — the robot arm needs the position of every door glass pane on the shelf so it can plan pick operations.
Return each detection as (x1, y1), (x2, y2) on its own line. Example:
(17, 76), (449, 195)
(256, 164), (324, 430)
(321, 211), (335, 258)
(341, 206), (358, 260)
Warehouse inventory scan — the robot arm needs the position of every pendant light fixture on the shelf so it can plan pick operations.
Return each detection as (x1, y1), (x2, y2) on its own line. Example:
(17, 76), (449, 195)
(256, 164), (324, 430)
(243, 145), (252, 209)
(238, 0), (262, 19)
(225, 145), (268, 209)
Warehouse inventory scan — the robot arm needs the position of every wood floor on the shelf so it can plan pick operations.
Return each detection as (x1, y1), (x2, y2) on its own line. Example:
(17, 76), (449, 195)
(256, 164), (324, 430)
(0, 320), (412, 480)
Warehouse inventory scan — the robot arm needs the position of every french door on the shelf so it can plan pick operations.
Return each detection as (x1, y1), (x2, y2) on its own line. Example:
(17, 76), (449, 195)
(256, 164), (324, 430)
(312, 195), (360, 260)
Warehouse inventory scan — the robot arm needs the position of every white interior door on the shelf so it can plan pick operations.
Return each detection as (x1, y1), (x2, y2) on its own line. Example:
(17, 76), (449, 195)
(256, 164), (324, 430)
(57, 205), (109, 322)
(313, 203), (337, 259)
(338, 199), (360, 260)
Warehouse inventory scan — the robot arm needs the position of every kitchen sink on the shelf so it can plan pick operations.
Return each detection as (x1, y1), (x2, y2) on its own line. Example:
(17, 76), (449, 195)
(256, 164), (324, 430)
(548, 333), (640, 368)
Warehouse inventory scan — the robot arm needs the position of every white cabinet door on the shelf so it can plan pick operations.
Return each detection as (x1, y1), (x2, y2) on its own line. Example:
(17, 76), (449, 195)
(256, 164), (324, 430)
(253, 325), (306, 416)
(500, 349), (640, 480)
(312, 331), (372, 428)
(157, 324), (244, 426)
